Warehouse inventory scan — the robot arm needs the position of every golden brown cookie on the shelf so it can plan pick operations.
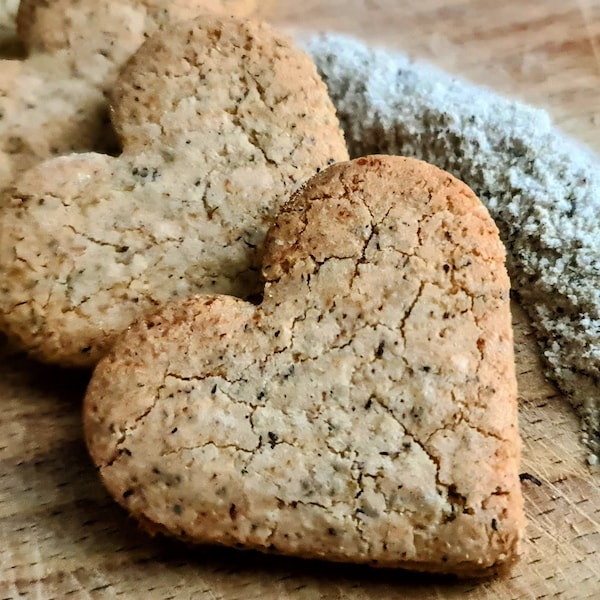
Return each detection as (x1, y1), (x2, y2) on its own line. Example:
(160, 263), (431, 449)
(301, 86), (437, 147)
(84, 155), (524, 576)
(0, 0), (271, 188)
(0, 14), (348, 367)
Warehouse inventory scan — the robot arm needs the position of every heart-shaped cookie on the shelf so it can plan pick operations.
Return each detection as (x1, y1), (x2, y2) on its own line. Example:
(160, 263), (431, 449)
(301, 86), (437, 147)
(84, 155), (524, 576)
(1, 0), (264, 189)
(0, 14), (348, 366)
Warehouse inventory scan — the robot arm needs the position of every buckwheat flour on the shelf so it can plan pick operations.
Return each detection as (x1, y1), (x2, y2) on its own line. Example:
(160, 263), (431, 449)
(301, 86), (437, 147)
(303, 34), (600, 464)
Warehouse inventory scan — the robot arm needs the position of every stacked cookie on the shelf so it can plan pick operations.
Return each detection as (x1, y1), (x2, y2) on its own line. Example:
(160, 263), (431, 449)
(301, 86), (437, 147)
(0, 13), (348, 365)
(0, 2), (525, 578)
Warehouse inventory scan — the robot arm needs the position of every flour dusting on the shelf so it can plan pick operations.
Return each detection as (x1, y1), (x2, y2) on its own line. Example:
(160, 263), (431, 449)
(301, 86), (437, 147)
(302, 33), (600, 463)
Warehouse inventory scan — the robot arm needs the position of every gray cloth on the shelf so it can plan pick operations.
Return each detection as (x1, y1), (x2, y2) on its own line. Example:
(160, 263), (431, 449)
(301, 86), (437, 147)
(302, 33), (600, 462)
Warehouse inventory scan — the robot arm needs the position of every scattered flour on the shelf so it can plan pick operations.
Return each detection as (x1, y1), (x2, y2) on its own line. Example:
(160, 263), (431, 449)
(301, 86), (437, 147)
(301, 33), (600, 463)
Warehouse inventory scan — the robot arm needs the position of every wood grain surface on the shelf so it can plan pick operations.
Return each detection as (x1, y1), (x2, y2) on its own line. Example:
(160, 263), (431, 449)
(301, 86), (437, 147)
(1, 0), (599, 598)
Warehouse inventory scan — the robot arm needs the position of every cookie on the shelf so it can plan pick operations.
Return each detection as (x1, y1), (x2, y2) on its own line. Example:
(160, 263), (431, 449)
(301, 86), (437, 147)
(0, 0), (269, 189)
(84, 155), (525, 576)
(0, 15), (348, 367)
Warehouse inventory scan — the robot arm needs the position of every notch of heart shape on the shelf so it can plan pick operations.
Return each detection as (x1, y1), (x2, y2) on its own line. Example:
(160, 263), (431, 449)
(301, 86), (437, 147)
(0, 0), (266, 189)
(84, 155), (525, 576)
(0, 14), (349, 366)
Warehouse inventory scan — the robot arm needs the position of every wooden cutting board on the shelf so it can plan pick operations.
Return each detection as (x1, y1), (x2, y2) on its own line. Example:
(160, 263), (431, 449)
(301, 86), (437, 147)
(1, 0), (599, 598)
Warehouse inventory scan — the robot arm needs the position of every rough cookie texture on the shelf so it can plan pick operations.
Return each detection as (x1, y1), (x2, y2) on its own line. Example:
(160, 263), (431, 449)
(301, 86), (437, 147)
(0, 0), (268, 189)
(0, 15), (348, 367)
(84, 156), (524, 576)
(303, 33), (600, 463)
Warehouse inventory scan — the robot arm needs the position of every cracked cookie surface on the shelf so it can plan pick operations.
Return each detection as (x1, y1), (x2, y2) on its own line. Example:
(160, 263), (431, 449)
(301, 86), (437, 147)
(0, 14), (348, 367)
(84, 155), (524, 576)
(0, 0), (269, 189)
